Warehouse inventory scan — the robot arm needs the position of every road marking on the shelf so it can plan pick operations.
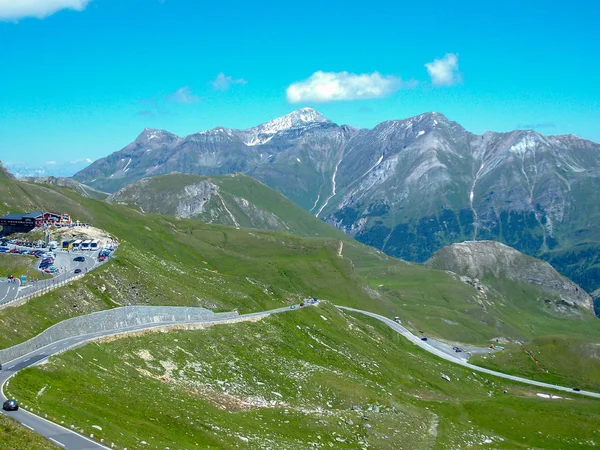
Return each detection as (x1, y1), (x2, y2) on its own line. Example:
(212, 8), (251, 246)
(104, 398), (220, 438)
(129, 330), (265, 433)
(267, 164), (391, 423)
(8, 365), (15, 370)
(49, 438), (65, 447)
(24, 424), (34, 431)
(24, 358), (31, 362)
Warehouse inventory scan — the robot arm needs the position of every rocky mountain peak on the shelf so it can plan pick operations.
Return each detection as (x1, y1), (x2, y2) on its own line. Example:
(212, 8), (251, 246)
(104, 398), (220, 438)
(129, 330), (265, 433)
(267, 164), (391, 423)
(242, 107), (332, 146)
(136, 128), (179, 143)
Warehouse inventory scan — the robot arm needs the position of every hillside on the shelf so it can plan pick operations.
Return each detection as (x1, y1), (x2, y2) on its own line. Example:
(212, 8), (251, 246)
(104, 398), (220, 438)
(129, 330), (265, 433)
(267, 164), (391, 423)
(425, 241), (593, 312)
(73, 110), (600, 294)
(107, 172), (345, 238)
(20, 176), (109, 200)
(10, 304), (600, 450)
(0, 161), (14, 180)
(1, 175), (600, 390)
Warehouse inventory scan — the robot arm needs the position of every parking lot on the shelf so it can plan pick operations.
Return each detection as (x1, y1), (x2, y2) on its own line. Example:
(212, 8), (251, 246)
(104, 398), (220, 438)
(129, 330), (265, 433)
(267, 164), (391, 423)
(0, 240), (115, 306)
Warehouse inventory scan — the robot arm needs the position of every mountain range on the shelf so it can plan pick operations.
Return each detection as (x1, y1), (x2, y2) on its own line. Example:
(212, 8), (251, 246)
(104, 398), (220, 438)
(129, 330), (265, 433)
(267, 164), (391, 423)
(73, 108), (600, 293)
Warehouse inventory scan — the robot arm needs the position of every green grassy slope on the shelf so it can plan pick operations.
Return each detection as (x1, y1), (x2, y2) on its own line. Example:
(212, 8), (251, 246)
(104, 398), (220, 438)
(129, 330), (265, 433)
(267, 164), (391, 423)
(0, 415), (59, 449)
(471, 336), (600, 392)
(9, 304), (600, 450)
(0, 254), (52, 281)
(108, 173), (346, 239)
(1, 177), (599, 388)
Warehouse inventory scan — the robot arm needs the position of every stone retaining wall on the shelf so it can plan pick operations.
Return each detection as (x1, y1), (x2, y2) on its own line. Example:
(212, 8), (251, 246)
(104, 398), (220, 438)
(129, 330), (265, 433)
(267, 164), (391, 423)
(0, 306), (238, 363)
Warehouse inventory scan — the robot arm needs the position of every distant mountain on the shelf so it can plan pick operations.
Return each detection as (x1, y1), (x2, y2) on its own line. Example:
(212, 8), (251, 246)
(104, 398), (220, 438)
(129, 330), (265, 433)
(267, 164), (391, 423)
(21, 176), (108, 200)
(74, 109), (600, 292)
(425, 241), (593, 313)
(107, 172), (346, 239)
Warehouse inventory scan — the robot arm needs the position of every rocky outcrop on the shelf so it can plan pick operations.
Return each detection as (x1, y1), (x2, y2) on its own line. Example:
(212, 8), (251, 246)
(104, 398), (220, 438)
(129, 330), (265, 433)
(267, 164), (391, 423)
(425, 241), (593, 311)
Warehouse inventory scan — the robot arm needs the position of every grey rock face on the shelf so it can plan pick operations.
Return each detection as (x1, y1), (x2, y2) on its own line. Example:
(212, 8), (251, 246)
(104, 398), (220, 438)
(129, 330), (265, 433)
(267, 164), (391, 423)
(425, 241), (593, 311)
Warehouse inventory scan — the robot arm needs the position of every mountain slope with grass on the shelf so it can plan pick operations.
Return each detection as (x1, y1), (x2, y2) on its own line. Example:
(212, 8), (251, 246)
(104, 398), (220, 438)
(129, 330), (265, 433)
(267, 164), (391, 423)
(9, 304), (600, 450)
(1, 175), (599, 390)
(107, 172), (345, 238)
(21, 176), (109, 200)
(425, 241), (593, 312)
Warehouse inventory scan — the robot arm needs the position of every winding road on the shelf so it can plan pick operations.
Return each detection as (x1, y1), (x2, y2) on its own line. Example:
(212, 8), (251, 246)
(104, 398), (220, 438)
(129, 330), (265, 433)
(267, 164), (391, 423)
(0, 303), (598, 449)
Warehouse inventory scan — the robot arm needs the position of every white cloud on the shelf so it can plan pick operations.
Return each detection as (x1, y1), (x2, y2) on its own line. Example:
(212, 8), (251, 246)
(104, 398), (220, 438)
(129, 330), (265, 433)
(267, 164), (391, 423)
(166, 86), (201, 104)
(0, 0), (90, 21)
(286, 71), (408, 103)
(45, 160), (57, 165)
(425, 53), (461, 86)
(212, 73), (247, 91)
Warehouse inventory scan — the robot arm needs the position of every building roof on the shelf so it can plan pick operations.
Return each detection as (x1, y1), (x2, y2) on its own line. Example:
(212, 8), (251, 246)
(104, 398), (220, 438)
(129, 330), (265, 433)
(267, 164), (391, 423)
(22, 211), (45, 219)
(0, 213), (25, 221)
(0, 211), (62, 221)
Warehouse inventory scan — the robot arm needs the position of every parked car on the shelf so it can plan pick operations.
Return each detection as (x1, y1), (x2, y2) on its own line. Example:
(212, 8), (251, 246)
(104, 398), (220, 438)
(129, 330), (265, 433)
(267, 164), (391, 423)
(73, 256), (85, 262)
(2, 399), (18, 411)
(74, 268), (82, 274)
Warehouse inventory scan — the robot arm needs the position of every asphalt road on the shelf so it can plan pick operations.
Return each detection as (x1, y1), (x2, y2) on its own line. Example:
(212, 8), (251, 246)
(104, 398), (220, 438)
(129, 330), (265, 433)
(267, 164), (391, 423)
(337, 306), (600, 400)
(0, 303), (302, 449)
(0, 279), (20, 305)
(0, 248), (98, 306)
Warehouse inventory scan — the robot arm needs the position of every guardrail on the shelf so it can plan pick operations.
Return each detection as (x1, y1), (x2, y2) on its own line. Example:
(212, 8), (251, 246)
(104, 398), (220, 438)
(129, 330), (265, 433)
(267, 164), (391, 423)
(0, 306), (239, 363)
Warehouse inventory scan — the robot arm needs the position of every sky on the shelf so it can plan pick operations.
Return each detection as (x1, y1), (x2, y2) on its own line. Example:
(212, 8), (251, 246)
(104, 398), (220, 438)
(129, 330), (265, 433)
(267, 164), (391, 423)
(1, 0), (599, 176)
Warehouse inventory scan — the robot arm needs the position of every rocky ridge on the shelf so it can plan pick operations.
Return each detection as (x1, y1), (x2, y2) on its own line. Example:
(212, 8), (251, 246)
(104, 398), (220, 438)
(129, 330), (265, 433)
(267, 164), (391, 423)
(73, 110), (600, 292)
(425, 241), (593, 312)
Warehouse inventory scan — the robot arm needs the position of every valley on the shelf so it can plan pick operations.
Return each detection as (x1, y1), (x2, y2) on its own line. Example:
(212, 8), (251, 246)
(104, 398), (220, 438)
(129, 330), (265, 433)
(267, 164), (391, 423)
(0, 170), (599, 448)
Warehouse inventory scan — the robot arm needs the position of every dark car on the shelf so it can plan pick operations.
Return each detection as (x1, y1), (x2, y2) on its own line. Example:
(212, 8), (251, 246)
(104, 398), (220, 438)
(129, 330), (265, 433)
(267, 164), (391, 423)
(2, 399), (18, 411)
(73, 256), (85, 262)
(573, 387), (581, 392)
(420, 337), (428, 341)
(74, 268), (82, 274)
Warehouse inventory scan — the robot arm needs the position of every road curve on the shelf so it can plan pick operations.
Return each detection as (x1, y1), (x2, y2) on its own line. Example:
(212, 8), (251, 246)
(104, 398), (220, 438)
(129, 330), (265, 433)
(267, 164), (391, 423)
(0, 304), (297, 449)
(337, 306), (600, 400)
(2, 302), (599, 449)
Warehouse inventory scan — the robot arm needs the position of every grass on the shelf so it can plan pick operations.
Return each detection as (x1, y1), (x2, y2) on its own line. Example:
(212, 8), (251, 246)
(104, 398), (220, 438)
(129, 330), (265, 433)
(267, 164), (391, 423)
(471, 336), (600, 392)
(0, 254), (51, 282)
(0, 177), (599, 390)
(111, 173), (347, 239)
(0, 414), (59, 449)
(8, 304), (600, 449)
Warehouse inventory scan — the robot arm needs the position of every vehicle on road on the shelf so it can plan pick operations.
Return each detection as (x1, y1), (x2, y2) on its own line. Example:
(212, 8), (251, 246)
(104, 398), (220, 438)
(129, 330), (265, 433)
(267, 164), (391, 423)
(290, 305), (296, 309)
(421, 337), (428, 341)
(300, 302), (305, 307)
(2, 400), (18, 411)
(573, 387), (581, 392)
(393, 316), (401, 323)
(73, 256), (85, 262)
(74, 268), (82, 274)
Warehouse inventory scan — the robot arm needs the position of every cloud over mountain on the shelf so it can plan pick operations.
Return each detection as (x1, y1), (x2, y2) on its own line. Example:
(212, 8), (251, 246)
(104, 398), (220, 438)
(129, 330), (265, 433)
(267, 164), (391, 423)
(286, 71), (407, 103)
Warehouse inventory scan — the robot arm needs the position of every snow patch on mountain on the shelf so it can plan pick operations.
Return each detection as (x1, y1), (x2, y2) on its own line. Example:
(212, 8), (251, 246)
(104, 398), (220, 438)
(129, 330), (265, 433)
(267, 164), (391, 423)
(244, 107), (331, 146)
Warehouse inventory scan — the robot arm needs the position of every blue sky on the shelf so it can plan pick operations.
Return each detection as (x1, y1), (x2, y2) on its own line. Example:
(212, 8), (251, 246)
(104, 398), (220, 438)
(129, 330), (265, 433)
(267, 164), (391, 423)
(1, 0), (599, 175)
